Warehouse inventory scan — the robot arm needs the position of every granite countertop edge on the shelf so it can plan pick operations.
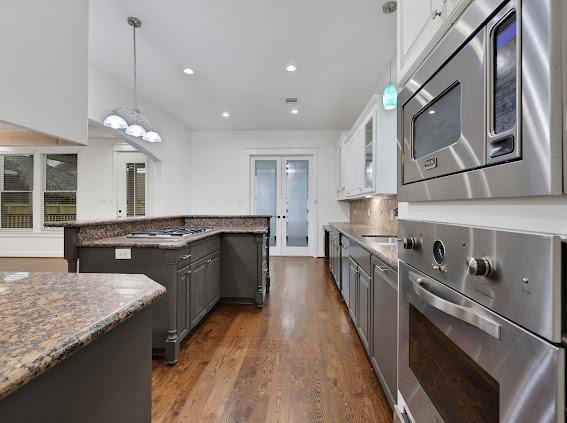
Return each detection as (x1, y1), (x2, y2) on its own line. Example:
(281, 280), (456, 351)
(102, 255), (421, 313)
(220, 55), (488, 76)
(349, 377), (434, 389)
(0, 279), (166, 400)
(79, 227), (268, 249)
(45, 214), (272, 228)
(327, 222), (398, 270)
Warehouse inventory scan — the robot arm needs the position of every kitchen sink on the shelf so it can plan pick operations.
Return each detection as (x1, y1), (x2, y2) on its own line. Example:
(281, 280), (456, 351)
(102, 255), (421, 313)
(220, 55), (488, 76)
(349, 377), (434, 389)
(361, 235), (398, 244)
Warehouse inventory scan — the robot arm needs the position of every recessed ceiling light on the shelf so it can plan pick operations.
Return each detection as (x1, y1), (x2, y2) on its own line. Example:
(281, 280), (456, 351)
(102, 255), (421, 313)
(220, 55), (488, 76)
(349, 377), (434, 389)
(290, 108), (299, 115)
(183, 68), (195, 75)
(222, 111), (230, 118)
(286, 64), (297, 72)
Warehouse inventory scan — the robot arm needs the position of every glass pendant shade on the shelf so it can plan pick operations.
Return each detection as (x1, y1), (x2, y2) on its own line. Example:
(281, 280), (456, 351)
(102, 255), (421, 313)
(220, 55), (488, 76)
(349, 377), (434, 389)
(383, 83), (398, 110)
(143, 131), (162, 143)
(125, 123), (147, 137)
(103, 113), (128, 129)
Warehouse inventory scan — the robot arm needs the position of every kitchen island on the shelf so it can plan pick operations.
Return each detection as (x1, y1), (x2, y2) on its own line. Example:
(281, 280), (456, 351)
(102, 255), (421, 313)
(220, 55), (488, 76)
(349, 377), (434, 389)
(0, 272), (165, 423)
(48, 215), (271, 364)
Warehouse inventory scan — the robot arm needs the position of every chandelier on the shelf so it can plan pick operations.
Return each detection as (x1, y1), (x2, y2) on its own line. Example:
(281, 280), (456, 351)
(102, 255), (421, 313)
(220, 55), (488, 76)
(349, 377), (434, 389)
(103, 17), (162, 143)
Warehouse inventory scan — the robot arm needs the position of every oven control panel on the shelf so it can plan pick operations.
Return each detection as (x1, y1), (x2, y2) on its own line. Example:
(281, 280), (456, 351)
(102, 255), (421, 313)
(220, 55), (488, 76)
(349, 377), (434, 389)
(398, 219), (562, 343)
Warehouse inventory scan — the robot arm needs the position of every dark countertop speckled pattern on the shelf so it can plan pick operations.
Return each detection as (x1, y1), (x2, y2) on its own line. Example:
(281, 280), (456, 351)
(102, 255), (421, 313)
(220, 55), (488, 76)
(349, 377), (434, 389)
(79, 226), (268, 249)
(327, 222), (398, 270)
(0, 272), (166, 400)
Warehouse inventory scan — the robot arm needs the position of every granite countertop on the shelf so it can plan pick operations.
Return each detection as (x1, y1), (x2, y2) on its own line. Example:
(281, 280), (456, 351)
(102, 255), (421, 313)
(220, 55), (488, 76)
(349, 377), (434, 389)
(79, 226), (268, 249)
(0, 272), (166, 400)
(327, 222), (398, 269)
(45, 214), (271, 228)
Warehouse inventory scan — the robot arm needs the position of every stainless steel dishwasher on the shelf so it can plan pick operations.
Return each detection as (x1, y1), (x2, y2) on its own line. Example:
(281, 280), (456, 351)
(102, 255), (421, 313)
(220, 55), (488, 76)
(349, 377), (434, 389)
(340, 235), (350, 305)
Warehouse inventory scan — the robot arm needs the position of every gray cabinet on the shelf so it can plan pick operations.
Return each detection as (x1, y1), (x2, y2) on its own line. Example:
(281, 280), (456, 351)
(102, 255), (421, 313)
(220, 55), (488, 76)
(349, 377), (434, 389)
(207, 252), (221, 309)
(176, 265), (190, 340)
(348, 258), (358, 323)
(370, 256), (398, 407)
(190, 258), (208, 329)
(357, 267), (371, 354)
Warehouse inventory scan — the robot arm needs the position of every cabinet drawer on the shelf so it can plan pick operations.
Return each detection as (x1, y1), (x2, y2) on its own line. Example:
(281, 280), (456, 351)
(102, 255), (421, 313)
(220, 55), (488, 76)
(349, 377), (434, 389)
(191, 235), (220, 263)
(176, 247), (192, 269)
(349, 242), (371, 275)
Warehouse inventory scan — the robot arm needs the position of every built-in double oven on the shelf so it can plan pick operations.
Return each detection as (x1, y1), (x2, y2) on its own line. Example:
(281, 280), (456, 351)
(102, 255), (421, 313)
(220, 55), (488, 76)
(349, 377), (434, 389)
(397, 0), (566, 201)
(397, 220), (565, 423)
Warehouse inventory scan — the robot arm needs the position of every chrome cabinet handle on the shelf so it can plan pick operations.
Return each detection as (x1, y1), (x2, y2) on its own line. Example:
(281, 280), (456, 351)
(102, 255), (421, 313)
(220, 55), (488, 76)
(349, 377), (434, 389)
(412, 277), (501, 339)
(376, 265), (391, 272)
(180, 254), (191, 260)
(432, 9), (442, 19)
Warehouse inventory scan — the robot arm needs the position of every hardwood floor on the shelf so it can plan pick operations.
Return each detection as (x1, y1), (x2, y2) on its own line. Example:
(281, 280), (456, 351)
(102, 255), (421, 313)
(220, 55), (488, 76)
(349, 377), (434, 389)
(0, 257), (67, 272)
(0, 256), (392, 422)
(152, 257), (392, 423)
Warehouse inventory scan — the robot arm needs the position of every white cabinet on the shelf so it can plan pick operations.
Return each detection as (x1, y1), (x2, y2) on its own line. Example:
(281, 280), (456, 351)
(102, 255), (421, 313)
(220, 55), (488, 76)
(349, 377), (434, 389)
(0, 0), (89, 145)
(337, 95), (396, 200)
(397, 0), (472, 85)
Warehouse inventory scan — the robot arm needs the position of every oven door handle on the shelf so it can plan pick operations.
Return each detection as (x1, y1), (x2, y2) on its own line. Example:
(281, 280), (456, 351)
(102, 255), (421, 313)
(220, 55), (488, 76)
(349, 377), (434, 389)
(413, 278), (501, 340)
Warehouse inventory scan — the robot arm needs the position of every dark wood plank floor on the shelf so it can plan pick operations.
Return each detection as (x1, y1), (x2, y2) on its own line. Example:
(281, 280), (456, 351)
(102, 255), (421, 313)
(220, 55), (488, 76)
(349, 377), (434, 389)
(152, 257), (392, 423)
(0, 256), (392, 422)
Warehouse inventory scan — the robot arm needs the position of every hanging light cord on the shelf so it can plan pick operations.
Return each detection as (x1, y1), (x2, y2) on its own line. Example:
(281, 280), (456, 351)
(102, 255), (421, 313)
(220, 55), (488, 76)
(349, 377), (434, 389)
(132, 23), (139, 114)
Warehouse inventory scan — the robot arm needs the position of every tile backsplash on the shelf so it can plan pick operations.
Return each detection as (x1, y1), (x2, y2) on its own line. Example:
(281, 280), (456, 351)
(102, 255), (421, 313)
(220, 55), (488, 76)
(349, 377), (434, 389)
(349, 195), (398, 235)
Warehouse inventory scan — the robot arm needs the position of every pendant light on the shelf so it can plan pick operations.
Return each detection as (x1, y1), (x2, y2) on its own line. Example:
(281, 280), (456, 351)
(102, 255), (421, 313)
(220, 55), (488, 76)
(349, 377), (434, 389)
(382, 2), (398, 111)
(103, 17), (162, 143)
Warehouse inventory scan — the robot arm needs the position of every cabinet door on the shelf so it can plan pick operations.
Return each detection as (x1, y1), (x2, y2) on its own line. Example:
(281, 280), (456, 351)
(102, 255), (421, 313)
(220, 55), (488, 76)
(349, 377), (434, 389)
(348, 260), (358, 323)
(190, 258), (208, 329)
(398, 0), (444, 83)
(371, 262), (398, 404)
(206, 252), (221, 309)
(176, 265), (190, 340)
(358, 268), (371, 354)
(362, 112), (376, 193)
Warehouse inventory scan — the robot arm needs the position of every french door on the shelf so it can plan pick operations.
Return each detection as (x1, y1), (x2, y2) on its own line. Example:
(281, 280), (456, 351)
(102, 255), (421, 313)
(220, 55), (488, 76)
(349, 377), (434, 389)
(251, 155), (313, 256)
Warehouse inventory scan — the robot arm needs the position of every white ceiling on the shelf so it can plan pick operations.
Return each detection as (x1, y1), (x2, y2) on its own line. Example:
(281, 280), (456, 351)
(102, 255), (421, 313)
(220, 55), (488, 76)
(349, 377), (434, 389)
(89, 0), (396, 131)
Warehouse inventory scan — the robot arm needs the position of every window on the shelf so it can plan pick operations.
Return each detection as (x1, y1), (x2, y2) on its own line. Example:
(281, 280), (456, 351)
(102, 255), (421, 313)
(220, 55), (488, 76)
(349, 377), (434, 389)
(44, 154), (77, 224)
(0, 155), (34, 229)
(126, 162), (145, 217)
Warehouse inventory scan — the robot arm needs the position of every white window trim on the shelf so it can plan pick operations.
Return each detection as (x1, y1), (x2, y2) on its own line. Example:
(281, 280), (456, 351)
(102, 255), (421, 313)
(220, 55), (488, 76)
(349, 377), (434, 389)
(0, 146), (81, 234)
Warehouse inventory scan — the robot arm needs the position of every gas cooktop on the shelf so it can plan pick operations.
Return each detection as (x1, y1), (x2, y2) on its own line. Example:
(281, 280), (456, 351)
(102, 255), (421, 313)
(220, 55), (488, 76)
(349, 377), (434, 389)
(127, 226), (213, 239)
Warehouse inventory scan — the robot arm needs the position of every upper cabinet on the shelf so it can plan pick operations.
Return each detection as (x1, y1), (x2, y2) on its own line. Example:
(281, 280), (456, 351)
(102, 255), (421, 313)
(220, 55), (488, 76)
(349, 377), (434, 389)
(337, 96), (396, 200)
(0, 0), (89, 145)
(397, 0), (472, 85)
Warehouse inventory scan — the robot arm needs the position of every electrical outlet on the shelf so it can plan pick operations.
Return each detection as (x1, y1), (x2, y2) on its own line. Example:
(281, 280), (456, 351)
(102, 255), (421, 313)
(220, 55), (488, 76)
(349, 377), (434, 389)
(115, 248), (132, 260)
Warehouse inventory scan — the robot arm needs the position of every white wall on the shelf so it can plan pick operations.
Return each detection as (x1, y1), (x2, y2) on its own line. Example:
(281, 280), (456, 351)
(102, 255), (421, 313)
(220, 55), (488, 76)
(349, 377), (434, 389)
(0, 0), (88, 145)
(190, 130), (349, 256)
(88, 65), (193, 216)
(398, 197), (567, 235)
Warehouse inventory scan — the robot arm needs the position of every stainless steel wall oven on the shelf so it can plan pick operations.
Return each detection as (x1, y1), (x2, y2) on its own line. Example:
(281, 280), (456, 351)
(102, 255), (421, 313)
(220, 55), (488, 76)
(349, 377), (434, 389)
(397, 0), (566, 201)
(397, 220), (565, 422)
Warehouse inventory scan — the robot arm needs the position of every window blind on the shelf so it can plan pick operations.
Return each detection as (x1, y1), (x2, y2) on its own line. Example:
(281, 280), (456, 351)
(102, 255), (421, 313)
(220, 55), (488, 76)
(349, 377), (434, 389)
(126, 162), (146, 217)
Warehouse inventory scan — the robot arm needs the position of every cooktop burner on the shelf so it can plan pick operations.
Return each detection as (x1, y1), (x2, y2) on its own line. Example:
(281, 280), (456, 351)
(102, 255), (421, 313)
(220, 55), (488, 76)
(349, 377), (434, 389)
(127, 226), (213, 239)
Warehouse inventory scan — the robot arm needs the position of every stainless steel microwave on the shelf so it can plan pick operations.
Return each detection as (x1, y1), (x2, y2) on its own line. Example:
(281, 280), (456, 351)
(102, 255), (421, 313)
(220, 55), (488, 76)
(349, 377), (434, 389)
(397, 0), (566, 201)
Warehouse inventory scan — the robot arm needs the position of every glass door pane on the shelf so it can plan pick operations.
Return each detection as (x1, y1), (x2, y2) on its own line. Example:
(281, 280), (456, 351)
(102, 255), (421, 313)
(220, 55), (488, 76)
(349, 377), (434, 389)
(284, 160), (309, 248)
(254, 160), (278, 247)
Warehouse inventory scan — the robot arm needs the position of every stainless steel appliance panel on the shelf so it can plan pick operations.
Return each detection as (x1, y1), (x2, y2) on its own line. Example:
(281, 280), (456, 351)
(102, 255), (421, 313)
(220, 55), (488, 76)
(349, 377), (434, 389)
(398, 219), (562, 342)
(398, 261), (564, 423)
(402, 29), (485, 184)
(397, 0), (564, 201)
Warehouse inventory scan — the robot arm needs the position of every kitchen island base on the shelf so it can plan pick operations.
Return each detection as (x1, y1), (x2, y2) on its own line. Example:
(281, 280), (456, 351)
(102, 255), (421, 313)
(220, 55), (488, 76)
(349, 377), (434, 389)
(0, 309), (152, 423)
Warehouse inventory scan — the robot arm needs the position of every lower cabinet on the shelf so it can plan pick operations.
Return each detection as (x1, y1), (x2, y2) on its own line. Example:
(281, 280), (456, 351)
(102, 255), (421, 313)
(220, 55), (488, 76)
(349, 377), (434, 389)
(176, 265), (191, 340)
(206, 251), (221, 309)
(190, 257), (208, 329)
(190, 250), (221, 330)
(357, 267), (371, 354)
(348, 258), (358, 323)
